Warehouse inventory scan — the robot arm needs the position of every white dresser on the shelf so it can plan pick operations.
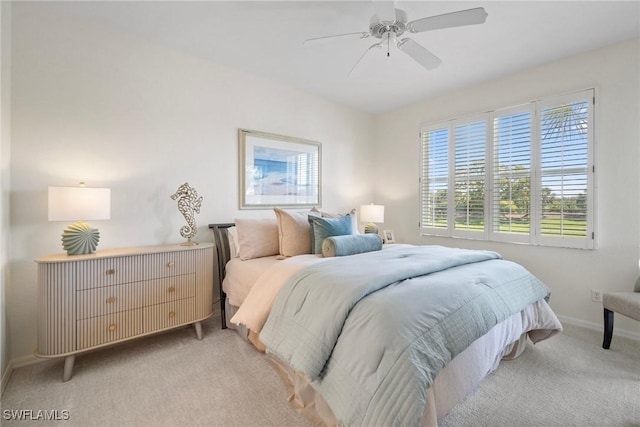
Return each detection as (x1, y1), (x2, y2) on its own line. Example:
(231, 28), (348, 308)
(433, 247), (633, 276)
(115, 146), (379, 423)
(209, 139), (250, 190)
(35, 243), (214, 381)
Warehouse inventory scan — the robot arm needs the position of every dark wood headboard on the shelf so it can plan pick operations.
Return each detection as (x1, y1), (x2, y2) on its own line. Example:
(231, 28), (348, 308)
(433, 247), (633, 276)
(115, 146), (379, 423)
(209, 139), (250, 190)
(208, 223), (235, 329)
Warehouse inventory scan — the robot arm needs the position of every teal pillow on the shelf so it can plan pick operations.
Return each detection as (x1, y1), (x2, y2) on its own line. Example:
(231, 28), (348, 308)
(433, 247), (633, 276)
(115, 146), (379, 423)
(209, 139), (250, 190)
(308, 215), (353, 254)
(322, 234), (383, 257)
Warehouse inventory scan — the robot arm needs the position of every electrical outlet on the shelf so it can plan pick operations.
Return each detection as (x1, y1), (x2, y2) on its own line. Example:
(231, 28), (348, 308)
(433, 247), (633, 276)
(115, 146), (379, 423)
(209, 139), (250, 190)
(591, 289), (603, 303)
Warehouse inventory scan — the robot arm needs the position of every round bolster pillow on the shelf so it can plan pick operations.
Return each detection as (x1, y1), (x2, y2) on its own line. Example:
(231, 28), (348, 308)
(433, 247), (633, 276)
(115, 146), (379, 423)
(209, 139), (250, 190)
(322, 233), (383, 257)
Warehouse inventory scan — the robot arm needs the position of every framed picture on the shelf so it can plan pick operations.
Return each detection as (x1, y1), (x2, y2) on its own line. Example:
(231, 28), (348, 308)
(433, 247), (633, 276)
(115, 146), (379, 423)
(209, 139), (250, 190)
(239, 129), (322, 209)
(383, 230), (395, 243)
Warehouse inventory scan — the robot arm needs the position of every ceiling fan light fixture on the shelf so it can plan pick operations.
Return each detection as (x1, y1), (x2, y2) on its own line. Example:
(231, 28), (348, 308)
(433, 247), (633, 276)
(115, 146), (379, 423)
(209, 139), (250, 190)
(382, 31), (398, 56)
(382, 31), (397, 44)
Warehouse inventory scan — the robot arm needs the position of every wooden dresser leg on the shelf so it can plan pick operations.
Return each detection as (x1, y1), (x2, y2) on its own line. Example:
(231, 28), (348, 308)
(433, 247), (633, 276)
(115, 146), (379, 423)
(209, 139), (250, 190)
(194, 322), (203, 340)
(63, 355), (75, 382)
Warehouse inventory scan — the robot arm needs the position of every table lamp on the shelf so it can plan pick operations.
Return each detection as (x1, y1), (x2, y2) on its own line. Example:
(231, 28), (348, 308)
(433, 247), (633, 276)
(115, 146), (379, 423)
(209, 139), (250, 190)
(48, 185), (111, 255)
(360, 204), (384, 234)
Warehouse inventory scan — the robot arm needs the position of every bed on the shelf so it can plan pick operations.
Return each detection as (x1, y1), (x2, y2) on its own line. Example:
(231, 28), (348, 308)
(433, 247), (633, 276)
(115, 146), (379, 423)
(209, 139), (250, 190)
(208, 214), (562, 427)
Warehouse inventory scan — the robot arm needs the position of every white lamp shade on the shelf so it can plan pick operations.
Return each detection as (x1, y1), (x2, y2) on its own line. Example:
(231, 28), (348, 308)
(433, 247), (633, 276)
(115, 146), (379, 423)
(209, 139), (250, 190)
(48, 186), (111, 221)
(360, 204), (385, 223)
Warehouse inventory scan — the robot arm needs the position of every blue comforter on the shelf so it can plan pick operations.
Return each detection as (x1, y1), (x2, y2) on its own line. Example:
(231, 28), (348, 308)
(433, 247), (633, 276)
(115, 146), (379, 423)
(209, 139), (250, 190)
(260, 245), (551, 426)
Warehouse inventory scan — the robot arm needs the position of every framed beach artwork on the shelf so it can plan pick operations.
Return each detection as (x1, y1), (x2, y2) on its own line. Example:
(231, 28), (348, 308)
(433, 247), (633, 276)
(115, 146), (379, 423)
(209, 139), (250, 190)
(239, 129), (322, 209)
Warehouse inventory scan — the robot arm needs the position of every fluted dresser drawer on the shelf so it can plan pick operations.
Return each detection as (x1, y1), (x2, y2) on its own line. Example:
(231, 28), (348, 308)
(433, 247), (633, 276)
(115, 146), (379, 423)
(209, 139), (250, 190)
(77, 309), (144, 350)
(77, 256), (145, 290)
(143, 298), (195, 332)
(144, 274), (195, 306)
(76, 282), (145, 320)
(145, 251), (195, 280)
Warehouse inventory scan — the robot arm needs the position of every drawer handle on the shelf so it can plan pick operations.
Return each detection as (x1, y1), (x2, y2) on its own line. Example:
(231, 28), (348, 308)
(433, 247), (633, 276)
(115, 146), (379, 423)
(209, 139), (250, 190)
(168, 311), (176, 319)
(166, 262), (175, 268)
(106, 296), (116, 304)
(106, 269), (116, 275)
(167, 286), (176, 293)
(108, 324), (117, 332)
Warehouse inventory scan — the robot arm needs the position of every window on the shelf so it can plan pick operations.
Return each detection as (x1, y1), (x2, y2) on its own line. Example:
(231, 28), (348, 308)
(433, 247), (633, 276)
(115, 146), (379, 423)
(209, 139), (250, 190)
(491, 106), (533, 244)
(538, 94), (593, 247)
(420, 89), (595, 249)
(454, 119), (487, 237)
(420, 127), (449, 230)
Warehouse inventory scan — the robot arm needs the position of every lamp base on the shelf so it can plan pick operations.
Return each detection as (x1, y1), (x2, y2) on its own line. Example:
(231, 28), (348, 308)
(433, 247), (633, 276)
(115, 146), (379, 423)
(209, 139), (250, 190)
(364, 223), (379, 235)
(61, 221), (100, 255)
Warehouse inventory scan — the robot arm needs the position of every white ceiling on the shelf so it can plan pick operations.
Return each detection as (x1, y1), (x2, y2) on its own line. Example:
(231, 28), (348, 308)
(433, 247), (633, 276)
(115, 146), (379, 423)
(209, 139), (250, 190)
(44, 1), (640, 114)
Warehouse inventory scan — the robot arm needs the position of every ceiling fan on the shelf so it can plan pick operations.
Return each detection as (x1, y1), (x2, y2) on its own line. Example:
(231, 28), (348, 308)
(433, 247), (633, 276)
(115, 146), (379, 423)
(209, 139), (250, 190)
(304, 2), (488, 74)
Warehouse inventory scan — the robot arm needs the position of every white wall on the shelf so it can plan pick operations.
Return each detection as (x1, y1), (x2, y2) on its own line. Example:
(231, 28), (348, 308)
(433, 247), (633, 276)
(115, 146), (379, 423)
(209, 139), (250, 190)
(1, 0), (12, 386)
(8, 3), (375, 362)
(7, 3), (639, 366)
(375, 38), (640, 337)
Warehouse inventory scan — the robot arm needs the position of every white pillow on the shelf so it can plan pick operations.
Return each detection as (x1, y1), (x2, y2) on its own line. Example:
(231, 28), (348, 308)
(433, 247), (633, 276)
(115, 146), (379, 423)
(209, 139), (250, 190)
(234, 218), (280, 260)
(274, 208), (316, 257)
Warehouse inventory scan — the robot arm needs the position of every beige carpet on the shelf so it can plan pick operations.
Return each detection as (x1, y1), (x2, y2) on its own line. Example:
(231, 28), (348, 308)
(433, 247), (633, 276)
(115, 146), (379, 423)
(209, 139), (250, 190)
(439, 323), (640, 427)
(2, 316), (311, 427)
(2, 315), (638, 426)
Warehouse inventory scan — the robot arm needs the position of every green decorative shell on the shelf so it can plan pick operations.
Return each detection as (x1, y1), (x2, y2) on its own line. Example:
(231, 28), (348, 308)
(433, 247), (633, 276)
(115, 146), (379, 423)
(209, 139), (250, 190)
(61, 222), (100, 255)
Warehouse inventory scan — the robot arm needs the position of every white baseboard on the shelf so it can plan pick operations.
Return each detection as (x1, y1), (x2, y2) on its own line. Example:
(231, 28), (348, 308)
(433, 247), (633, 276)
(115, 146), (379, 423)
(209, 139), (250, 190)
(2, 355), (53, 396)
(1, 359), (13, 396)
(557, 314), (640, 341)
(11, 354), (43, 369)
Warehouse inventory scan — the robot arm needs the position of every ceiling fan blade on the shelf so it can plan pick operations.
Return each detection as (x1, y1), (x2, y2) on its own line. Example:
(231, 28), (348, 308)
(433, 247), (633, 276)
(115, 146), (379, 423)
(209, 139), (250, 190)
(304, 32), (370, 46)
(349, 42), (382, 76)
(408, 7), (488, 33)
(397, 38), (442, 70)
(372, 1), (397, 23)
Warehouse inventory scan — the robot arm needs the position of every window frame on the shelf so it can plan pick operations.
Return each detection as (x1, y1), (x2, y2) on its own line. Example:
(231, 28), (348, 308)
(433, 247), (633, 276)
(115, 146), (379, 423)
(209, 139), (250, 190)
(419, 89), (596, 249)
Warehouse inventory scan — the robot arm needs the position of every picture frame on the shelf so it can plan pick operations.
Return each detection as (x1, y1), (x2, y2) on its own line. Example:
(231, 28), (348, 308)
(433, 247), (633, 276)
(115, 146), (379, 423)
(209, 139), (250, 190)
(239, 129), (322, 209)
(383, 230), (395, 243)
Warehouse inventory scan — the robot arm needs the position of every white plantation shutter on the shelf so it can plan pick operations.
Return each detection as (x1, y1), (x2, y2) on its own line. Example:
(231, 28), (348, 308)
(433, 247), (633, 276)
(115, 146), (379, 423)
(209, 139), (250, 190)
(491, 107), (533, 243)
(454, 118), (487, 237)
(420, 125), (450, 234)
(419, 88), (595, 249)
(537, 91), (594, 249)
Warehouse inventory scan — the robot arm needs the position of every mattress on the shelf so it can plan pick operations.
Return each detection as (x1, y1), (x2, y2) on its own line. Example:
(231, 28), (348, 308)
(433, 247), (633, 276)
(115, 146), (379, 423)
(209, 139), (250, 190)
(222, 255), (281, 307)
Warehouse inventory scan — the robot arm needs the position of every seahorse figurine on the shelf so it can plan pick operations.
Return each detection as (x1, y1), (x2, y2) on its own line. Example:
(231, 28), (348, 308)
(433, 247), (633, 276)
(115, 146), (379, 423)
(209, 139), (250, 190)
(170, 182), (203, 246)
